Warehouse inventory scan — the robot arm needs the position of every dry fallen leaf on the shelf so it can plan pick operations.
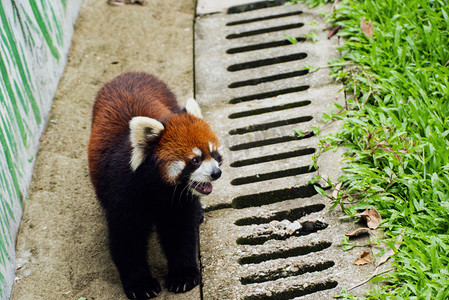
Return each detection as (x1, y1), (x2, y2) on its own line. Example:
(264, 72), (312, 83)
(376, 229), (406, 268)
(327, 25), (342, 39)
(355, 207), (382, 229)
(355, 251), (371, 265)
(360, 17), (374, 38)
(345, 227), (371, 237)
(332, 182), (343, 199)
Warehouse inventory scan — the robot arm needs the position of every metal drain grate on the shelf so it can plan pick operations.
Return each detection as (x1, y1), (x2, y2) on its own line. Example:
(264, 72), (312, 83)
(195, 1), (374, 299)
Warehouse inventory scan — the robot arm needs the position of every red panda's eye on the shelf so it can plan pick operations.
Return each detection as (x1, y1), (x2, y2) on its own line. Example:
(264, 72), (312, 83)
(191, 157), (201, 165)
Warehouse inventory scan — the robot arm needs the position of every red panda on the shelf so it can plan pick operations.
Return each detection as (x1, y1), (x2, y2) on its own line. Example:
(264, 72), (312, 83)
(88, 72), (222, 299)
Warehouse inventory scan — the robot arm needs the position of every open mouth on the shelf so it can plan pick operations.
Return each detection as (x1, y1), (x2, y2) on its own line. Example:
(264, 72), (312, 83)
(191, 181), (213, 195)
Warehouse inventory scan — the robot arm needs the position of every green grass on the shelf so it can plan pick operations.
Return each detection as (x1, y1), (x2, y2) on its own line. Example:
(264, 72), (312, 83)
(295, 0), (449, 298)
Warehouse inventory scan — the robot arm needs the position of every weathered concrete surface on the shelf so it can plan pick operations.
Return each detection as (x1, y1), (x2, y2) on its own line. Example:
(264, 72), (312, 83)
(196, 2), (344, 209)
(12, 1), (379, 299)
(12, 1), (199, 299)
(197, 0), (254, 15)
(195, 2), (376, 299)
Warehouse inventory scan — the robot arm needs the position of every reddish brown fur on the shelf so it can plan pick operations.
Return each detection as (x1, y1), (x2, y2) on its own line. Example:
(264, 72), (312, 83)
(157, 114), (220, 182)
(88, 72), (180, 186)
(88, 72), (219, 185)
(87, 72), (222, 298)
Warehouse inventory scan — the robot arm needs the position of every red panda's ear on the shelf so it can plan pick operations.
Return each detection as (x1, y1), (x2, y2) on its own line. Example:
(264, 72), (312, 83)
(129, 116), (164, 171)
(185, 98), (203, 119)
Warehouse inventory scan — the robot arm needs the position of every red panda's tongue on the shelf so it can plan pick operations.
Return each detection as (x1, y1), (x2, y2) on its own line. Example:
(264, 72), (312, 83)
(193, 182), (213, 195)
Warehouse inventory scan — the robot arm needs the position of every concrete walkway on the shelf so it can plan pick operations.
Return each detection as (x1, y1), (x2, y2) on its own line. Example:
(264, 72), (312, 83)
(12, 1), (199, 299)
(11, 1), (377, 299)
(194, 2), (375, 299)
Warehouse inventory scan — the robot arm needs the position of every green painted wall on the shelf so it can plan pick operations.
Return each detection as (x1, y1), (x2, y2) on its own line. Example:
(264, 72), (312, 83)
(0, 0), (81, 297)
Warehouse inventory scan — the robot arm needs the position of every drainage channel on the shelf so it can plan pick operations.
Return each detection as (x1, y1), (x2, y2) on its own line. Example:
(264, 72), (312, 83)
(194, 1), (374, 299)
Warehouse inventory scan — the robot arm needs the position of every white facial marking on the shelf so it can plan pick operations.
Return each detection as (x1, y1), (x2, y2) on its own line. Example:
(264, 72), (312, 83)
(192, 147), (202, 157)
(167, 160), (186, 181)
(209, 142), (214, 153)
(190, 158), (220, 183)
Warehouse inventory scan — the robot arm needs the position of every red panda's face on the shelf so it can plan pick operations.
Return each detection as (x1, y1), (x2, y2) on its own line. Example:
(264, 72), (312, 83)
(155, 113), (223, 195)
(129, 99), (223, 196)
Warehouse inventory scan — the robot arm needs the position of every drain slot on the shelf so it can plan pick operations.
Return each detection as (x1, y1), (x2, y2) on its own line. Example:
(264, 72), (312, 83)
(226, 37), (305, 54)
(231, 148), (315, 167)
(227, 11), (304, 26)
(232, 185), (318, 209)
(231, 165), (315, 186)
(229, 85), (310, 104)
(228, 100), (311, 119)
(229, 116), (312, 135)
(238, 241), (332, 265)
(235, 204), (326, 226)
(228, 69), (308, 88)
(227, 0), (290, 14)
(229, 134), (313, 151)
(243, 280), (338, 300)
(240, 261), (335, 284)
(227, 53), (307, 72)
(195, 1), (362, 298)
(226, 23), (304, 39)
(204, 203), (232, 212)
(236, 220), (328, 245)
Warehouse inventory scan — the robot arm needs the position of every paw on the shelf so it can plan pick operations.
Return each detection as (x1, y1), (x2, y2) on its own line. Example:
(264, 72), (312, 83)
(124, 276), (161, 299)
(166, 270), (201, 293)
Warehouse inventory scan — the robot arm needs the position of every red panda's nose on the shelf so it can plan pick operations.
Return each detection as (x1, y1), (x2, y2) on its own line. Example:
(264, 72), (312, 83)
(211, 167), (222, 181)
